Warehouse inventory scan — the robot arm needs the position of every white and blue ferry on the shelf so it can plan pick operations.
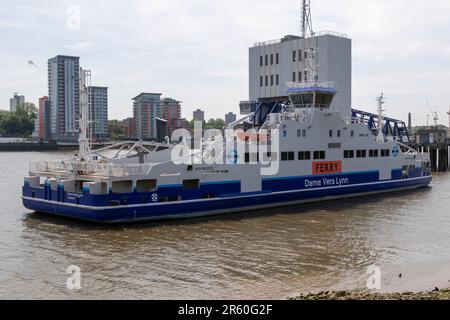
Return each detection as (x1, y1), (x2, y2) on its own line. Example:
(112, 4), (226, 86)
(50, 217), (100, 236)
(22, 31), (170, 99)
(22, 68), (432, 224)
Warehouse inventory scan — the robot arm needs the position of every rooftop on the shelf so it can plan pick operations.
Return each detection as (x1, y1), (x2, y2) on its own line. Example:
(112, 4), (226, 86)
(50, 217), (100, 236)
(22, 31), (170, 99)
(253, 31), (349, 47)
(132, 93), (162, 101)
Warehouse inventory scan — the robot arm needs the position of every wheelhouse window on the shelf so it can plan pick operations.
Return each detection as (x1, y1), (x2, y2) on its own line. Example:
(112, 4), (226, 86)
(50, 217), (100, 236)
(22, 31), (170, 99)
(381, 149), (390, 157)
(315, 92), (334, 108)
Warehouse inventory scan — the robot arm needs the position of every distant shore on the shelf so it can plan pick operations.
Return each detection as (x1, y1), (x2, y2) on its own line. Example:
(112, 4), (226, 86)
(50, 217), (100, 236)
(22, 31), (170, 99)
(291, 288), (450, 300)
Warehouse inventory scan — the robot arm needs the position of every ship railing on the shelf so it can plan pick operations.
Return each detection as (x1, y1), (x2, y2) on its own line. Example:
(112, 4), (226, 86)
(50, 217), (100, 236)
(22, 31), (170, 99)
(286, 81), (335, 89)
(29, 161), (154, 177)
(252, 31), (348, 47)
(351, 117), (365, 124)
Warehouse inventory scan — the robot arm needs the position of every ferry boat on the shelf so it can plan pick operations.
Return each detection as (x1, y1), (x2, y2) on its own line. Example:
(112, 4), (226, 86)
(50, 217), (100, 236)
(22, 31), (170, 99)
(22, 68), (432, 224)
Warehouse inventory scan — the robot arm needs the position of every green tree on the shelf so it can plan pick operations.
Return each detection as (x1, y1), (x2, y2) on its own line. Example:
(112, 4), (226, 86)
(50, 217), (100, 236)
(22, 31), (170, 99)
(0, 103), (37, 137)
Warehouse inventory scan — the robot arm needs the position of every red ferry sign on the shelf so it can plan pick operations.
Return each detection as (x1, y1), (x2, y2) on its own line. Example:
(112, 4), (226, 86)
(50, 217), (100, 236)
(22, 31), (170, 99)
(312, 161), (342, 175)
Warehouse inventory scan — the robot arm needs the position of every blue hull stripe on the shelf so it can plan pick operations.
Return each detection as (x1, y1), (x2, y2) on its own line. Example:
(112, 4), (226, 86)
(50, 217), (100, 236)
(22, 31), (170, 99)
(22, 176), (432, 224)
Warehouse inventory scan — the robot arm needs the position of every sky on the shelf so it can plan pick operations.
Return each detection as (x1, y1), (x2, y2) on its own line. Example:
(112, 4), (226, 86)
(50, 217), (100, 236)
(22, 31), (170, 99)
(1, 0), (450, 126)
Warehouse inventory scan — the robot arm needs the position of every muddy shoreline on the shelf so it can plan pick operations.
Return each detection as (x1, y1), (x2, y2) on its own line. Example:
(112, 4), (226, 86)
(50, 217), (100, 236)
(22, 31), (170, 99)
(291, 288), (450, 300)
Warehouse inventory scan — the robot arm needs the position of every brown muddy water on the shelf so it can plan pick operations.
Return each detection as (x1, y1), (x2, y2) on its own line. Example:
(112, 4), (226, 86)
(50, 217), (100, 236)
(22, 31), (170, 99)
(0, 151), (449, 299)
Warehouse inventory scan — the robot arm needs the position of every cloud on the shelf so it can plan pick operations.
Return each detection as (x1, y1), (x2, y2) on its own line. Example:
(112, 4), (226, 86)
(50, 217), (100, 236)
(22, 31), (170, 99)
(63, 41), (95, 51)
(1, 0), (450, 125)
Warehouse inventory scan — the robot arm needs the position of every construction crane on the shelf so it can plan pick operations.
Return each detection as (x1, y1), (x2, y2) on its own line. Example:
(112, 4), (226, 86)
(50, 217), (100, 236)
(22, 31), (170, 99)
(426, 100), (439, 127)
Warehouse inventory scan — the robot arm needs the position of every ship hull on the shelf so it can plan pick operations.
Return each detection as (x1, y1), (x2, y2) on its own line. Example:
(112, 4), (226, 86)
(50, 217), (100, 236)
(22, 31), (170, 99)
(22, 175), (432, 224)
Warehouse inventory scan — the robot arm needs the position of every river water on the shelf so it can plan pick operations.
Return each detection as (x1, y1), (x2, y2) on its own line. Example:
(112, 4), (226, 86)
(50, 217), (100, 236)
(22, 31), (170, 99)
(0, 151), (449, 299)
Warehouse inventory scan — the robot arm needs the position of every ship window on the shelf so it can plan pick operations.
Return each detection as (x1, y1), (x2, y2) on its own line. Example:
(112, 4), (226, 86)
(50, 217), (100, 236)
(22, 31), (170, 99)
(111, 180), (133, 194)
(298, 151), (311, 160)
(276, 74), (279, 85)
(293, 50), (296, 62)
(304, 71), (308, 82)
(302, 129), (307, 137)
(260, 76), (263, 87)
(260, 55), (263, 66)
(270, 54), (274, 65)
(136, 179), (157, 193)
(297, 129), (301, 137)
(293, 72), (296, 82)
(270, 75), (274, 86)
(351, 130), (355, 137)
(337, 130), (341, 137)
(315, 93), (333, 108)
(356, 150), (367, 158)
(329, 130), (333, 137)
(344, 150), (354, 158)
(314, 151), (326, 160)
(265, 55), (268, 66)
(369, 150), (379, 158)
(381, 149), (390, 157)
(265, 75), (268, 86)
(183, 179), (200, 190)
(281, 152), (295, 161)
(276, 53), (279, 64)
(299, 71), (302, 82)
(299, 50), (302, 61)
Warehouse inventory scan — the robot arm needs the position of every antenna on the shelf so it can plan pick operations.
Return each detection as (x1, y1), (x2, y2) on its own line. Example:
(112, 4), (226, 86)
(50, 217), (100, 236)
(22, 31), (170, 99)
(301, 0), (314, 38)
(78, 68), (92, 162)
(304, 47), (319, 85)
(376, 93), (386, 143)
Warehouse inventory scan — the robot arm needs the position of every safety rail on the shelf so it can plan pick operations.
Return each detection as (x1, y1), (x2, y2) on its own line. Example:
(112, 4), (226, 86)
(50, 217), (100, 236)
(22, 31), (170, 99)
(253, 31), (348, 47)
(286, 81), (335, 89)
(29, 161), (154, 177)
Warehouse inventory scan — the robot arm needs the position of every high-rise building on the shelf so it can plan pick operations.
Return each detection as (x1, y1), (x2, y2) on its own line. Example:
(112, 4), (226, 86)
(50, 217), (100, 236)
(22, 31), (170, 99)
(48, 55), (80, 141)
(124, 117), (135, 139)
(225, 112), (237, 125)
(88, 86), (108, 141)
(133, 93), (162, 140)
(161, 98), (182, 136)
(193, 109), (205, 122)
(38, 96), (51, 140)
(9, 93), (25, 112)
(249, 33), (351, 117)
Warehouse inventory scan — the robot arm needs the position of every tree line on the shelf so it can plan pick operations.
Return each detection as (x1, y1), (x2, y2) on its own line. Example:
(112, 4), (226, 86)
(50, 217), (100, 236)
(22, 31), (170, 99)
(0, 103), (37, 137)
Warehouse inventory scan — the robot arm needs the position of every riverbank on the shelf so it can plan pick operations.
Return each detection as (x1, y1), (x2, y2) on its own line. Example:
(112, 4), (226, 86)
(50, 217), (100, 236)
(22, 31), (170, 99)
(291, 288), (450, 300)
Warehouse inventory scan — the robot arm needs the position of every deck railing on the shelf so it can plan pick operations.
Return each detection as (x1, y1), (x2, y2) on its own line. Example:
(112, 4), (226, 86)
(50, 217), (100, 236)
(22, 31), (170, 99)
(29, 161), (153, 177)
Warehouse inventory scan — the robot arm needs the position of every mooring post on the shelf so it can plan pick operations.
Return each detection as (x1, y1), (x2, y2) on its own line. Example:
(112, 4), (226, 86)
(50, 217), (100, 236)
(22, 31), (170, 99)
(436, 147), (439, 172)
(447, 145), (450, 170)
